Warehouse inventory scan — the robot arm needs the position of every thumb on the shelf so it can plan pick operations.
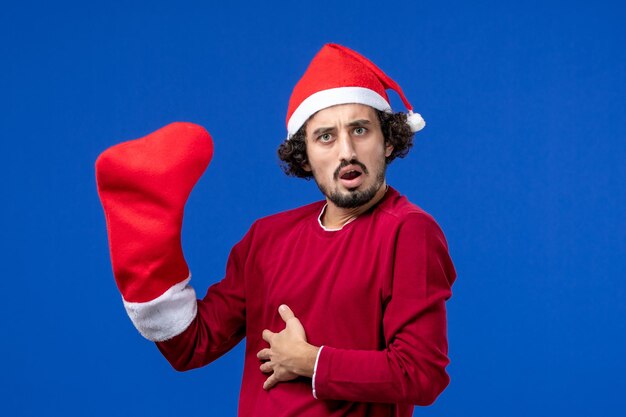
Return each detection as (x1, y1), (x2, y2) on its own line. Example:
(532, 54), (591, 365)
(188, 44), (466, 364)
(280, 305), (307, 341)
(278, 304), (295, 323)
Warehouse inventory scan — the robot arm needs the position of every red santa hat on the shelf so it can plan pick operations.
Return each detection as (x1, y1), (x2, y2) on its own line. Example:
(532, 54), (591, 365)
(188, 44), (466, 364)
(286, 43), (425, 139)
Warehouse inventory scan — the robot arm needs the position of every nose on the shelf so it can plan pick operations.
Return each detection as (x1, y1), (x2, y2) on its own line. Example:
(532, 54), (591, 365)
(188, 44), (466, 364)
(337, 130), (356, 162)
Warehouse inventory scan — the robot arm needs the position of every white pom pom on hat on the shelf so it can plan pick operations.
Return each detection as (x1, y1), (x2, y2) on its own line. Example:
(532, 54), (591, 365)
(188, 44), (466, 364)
(286, 43), (425, 139)
(407, 110), (426, 132)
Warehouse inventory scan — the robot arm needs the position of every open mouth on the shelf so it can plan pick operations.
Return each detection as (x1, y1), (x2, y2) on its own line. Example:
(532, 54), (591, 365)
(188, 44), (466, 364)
(340, 170), (362, 180)
(338, 166), (365, 189)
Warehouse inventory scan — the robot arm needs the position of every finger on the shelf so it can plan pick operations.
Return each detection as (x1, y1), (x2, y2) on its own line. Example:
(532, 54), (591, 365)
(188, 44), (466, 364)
(259, 362), (273, 373)
(257, 348), (271, 360)
(262, 329), (275, 343)
(287, 319), (307, 342)
(285, 316), (303, 331)
(278, 304), (295, 322)
(263, 373), (279, 390)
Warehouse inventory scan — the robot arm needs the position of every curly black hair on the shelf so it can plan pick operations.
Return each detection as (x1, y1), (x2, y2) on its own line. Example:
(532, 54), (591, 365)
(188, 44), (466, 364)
(277, 109), (415, 179)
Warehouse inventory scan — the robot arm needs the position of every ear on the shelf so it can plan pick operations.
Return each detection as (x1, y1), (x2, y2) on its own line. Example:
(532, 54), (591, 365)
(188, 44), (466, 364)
(302, 161), (312, 172)
(385, 142), (394, 158)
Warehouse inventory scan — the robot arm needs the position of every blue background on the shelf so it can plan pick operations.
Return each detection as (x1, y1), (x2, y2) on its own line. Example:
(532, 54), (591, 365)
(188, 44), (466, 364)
(2, 1), (624, 415)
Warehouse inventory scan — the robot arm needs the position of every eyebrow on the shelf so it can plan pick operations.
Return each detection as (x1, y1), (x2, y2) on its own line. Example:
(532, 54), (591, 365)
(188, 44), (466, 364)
(311, 119), (372, 136)
(312, 126), (335, 136)
(346, 119), (372, 127)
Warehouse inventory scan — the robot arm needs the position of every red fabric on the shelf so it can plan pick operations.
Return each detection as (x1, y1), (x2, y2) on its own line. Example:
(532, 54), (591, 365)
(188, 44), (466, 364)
(287, 44), (389, 126)
(96, 122), (213, 302)
(157, 187), (456, 417)
(286, 44), (415, 129)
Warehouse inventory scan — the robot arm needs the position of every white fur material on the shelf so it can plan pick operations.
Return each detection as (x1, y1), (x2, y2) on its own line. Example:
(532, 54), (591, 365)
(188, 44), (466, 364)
(287, 87), (392, 138)
(406, 110), (426, 132)
(123, 276), (197, 342)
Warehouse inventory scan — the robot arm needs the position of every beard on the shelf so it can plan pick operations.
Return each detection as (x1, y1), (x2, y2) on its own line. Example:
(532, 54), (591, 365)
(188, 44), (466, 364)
(312, 158), (387, 209)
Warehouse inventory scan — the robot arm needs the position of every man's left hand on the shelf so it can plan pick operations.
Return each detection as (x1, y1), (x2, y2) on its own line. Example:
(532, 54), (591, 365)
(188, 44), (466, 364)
(257, 304), (320, 390)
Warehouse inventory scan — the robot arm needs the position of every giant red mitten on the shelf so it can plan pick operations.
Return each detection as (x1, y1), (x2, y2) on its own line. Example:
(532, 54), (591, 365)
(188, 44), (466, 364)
(96, 122), (213, 341)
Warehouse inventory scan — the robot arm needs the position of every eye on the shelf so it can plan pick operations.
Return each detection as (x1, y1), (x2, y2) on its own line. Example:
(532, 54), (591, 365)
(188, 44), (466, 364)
(318, 133), (333, 143)
(353, 127), (367, 135)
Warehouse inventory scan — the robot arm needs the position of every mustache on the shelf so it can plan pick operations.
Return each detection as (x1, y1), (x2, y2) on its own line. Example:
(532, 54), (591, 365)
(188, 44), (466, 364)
(333, 159), (369, 180)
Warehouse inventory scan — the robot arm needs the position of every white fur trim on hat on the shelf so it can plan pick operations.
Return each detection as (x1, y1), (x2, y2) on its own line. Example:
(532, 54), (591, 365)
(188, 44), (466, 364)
(123, 275), (197, 342)
(287, 87), (391, 138)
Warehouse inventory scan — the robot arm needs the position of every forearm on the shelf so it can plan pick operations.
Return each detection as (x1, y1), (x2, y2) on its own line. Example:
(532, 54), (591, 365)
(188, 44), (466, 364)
(156, 303), (245, 371)
(156, 222), (255, 371)
(313, 343), (450, 405)
(312, 288), (452, 405)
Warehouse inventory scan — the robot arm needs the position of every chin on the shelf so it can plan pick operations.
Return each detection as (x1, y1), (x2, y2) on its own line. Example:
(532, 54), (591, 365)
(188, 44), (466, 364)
(328, 184), (380, 209)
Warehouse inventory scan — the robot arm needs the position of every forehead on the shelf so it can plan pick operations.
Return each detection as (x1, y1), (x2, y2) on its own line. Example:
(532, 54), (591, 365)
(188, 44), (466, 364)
(306, 103), (378, 130)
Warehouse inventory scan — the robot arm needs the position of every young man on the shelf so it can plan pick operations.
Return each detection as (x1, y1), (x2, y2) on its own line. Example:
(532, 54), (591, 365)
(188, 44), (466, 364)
(96, 43), (456, 417)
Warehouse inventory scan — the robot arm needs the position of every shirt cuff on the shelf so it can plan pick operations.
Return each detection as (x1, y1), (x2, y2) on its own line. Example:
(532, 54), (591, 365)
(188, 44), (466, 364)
(311, 345), (324, 399)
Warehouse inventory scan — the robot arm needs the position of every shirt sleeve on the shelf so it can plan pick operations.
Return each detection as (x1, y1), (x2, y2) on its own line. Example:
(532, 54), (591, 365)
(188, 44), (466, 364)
(313, 214), (456, 405)
(155, 222), (256, 371)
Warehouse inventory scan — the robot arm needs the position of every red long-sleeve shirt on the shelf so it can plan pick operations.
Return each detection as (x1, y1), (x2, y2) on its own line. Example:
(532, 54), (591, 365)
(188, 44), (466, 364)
(157, 187), (456, 416)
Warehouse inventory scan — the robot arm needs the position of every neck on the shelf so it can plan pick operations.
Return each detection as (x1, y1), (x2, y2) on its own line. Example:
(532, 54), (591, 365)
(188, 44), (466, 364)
(322, 183), (388, 229)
